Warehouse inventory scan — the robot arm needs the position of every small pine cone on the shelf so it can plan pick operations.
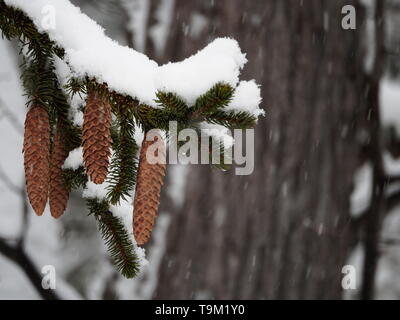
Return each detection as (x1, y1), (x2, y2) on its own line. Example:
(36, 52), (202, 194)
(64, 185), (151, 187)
(23, 105), (50, 216)
(133, 132), (166, 246)
(49, 121), (70, 218)
(82, 88), (112, 184)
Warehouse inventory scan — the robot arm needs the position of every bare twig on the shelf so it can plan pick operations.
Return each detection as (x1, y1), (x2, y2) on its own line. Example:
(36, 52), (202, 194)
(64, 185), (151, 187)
(0, 166), (57, 299)
(0, 239), (60, 300)
(0, 166), (29, 247)
(17, 181), (29, 248)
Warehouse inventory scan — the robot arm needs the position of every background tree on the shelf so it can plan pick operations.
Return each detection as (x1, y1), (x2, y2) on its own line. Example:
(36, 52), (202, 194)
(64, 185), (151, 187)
(154, 0), (366, 299)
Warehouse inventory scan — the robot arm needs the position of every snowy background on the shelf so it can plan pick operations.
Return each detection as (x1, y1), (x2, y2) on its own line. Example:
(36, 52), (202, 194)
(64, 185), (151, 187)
(1, 0), (400, 299)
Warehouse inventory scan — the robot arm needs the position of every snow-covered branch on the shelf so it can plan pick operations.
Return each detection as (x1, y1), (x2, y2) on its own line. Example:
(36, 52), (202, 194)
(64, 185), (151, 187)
(4, 0), (263, 116)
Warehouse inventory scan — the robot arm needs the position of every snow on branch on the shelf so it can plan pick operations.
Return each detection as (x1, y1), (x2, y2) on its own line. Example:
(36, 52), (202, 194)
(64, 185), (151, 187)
(4, 0), (263, 116)
(1, 0), (264, 278)
(156, 38), (248, 105)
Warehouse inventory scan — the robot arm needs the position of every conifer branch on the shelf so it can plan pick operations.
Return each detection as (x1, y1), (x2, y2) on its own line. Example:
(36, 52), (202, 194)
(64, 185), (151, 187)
(0, 0), (262, 278)
(206, 109), (257, 129)
(107, 106), (138, 205)
(62, 167), (87, 190)
(87, 199), (140, 279)
(192, 82), (234, 118)
(156, 91), (190, 120)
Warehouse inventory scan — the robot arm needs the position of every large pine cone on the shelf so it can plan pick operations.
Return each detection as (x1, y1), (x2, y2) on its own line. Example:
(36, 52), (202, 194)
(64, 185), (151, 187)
(82, 89), (112, 184)
(49, 120), (70, 218)
(23, 105), (50, 216)
(133, 132), (166, 246)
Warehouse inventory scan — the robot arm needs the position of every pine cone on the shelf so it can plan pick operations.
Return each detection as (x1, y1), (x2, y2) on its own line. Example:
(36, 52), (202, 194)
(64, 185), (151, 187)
(82, 89), (112, 184)
(23, 105), (50, 216)
(133, 132), (166, 246)
(49, 121), (70, 218)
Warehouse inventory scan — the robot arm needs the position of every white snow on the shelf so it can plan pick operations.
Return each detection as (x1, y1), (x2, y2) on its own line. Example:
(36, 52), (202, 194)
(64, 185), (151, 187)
(134, 126), (145, 146)
(225, 80), (264, 117)
(53, 56), (85, 127)
(71, 109), (84, 127)
(5, 0), (262, 115)
(53, 56), (71, 88)
(5, 0), (158, 106)
(155, 38), (248, 106)
(82, 181), (110, 200)
(63, 147), (84, 170)
(200, 123), (235, 149)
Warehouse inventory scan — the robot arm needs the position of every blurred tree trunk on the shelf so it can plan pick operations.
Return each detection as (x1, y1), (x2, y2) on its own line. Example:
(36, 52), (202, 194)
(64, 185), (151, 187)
(155, 0), (366, 299)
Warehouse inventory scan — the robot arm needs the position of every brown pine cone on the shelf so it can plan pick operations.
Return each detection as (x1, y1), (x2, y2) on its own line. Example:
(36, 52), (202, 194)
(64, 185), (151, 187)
(23, 105), (50, 216)
(133, 132), (166, 246)
(49, 120), (70, 218)
(82, 88), (112, 184)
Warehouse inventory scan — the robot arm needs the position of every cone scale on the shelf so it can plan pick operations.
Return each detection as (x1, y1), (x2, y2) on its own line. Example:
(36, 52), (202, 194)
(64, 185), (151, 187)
(82, 88), (112, 185)
(49, 120), (70, 218)
(23, 105), (50, 216)
(133, 132), (166, 246)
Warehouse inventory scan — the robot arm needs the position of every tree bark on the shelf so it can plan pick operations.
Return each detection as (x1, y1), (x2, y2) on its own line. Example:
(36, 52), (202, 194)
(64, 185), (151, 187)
(155, 0), (366, 299)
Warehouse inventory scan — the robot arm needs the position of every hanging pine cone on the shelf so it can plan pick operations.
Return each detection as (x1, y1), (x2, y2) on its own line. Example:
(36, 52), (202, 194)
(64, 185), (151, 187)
(133, 132), (166, 246)
(49, 120), (70, 218)
(23, 105), (50, 216)
(82, 88), (112, 184)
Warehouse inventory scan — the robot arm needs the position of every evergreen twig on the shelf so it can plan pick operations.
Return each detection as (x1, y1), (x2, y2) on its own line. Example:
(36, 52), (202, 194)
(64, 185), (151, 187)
(107, 106), (138, 205)
(87, 199), (140, 279)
